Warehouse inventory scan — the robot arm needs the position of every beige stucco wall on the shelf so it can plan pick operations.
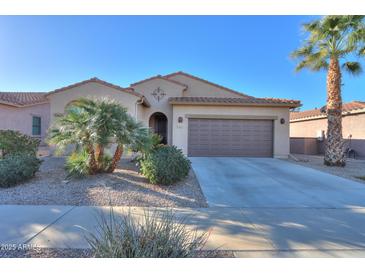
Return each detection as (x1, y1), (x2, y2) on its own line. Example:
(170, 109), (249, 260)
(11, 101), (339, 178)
(290, 113), (365, 139)
(47, 82), (140, 124)
(168, 74), (246, 98)
(0, 103), (50, 143)
(132, 78), (185, 145)
(290, 118), (327, 138)
(172, 105), (290, 158)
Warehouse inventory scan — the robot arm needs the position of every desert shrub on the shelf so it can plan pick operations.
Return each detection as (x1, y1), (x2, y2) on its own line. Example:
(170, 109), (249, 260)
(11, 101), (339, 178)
(86, 209), (208, 258)
(130, 132), (163, 167)
(129, 132), (162, 158)
(65, 151), (113, 179)
(0, 130), (40, 157)
(65, 151), (91, 178)
(0, 154), (42, 188)
(140, 146), (191, 185)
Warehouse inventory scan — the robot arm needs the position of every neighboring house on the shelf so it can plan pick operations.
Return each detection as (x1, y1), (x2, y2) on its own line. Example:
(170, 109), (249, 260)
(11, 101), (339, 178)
(290, 101), (365, 158)
(0, 92), (50, 144)
(0, 71), (300, 158)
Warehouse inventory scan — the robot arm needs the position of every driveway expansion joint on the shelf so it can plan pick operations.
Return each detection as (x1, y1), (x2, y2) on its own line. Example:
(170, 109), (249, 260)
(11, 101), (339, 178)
(23, 206), (76, 245)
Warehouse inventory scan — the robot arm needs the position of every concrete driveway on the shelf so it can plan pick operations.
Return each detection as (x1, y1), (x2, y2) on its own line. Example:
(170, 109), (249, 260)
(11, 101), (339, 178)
(191, 157), (365, 208)
(190, 157), (365, 257)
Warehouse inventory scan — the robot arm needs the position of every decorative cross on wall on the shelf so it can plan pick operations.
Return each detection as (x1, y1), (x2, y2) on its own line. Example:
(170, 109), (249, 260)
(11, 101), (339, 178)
(151, 87), (166, 102)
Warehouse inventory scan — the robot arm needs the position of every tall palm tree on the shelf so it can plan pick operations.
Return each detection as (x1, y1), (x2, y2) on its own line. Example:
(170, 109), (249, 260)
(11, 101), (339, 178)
(291, 15), (365, 166)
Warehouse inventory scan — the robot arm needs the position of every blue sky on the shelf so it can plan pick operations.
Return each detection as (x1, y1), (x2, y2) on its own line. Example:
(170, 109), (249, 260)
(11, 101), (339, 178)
(0, 16), (364, 110)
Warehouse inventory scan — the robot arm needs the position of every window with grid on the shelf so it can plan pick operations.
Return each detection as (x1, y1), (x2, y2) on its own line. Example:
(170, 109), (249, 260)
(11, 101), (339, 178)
(32, 116), (41, 136)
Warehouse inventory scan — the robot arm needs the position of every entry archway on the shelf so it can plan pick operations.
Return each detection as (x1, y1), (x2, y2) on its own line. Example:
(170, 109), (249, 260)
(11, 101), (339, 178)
(149, 112), (168, 144)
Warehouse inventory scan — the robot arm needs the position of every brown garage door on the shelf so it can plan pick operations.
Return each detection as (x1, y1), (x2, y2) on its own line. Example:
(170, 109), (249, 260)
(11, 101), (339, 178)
(188, 118), (273, 157)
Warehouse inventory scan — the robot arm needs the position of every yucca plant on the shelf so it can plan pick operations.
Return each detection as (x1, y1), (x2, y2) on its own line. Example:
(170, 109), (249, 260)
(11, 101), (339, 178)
(291, 15), (365, 166)
(86, 208), (208, 258)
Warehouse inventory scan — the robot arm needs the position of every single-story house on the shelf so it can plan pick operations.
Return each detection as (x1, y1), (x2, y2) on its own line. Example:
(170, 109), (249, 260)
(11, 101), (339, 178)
(290, 101), (365, 158)
(0, 71), (300, 158)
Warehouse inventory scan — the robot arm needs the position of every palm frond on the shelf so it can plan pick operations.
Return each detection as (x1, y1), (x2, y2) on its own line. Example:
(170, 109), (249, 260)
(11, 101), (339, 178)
(292, 16), (365, 73)
(310, 59), (329, 71)
(359, 46), (365, 56)
(342, 61), (363, 75)
(290, 45), (313, 58)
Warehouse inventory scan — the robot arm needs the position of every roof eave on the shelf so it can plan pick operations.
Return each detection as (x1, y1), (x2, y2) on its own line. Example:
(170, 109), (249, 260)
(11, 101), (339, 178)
(165, 71), (250, 98)
(0, 100), (20, 107)
(290, 108), (365, 122)
(130, 75), (188, 89)
(140, 96), (151, 107)
(169, 101), (301, 108)
(46, 78), (144, 99)
(0, 100), (49, 108)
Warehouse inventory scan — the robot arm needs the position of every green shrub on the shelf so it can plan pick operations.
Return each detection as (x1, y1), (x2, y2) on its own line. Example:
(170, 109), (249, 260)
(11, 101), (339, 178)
(0, 154), (42, 188)
(65, 151), (91, 178)
(66, 151), (113, 179)
(86, 209), (208, 258)
(140, 146), (191, 185)
(129, 132), (162, 158)
(0, 130), (40, 157)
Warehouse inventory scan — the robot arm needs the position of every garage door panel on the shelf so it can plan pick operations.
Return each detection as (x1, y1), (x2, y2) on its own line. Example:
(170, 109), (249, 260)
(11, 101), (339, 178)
(188, 118), (273, 157)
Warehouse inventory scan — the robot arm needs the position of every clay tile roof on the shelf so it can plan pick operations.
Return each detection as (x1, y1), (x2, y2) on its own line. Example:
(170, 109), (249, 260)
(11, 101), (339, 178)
(168, 96), (300, 107)
(290, 101), (365, 121)
(0, 92), (48, 107)
(164, 71), (251, 98)
(130, 75), (188, 89)
(342, 101), (365, 112)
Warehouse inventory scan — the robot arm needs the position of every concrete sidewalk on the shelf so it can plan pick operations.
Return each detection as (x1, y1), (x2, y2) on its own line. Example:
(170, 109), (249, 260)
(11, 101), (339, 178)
(2, 205), (365, 257)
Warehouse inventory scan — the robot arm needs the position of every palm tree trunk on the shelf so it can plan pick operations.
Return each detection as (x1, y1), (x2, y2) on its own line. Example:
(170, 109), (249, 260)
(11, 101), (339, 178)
(324, 57), (345, 166)
(94, 143), (104, 170)
(108, 144), (123, 173)
(87, 144), (98, 174)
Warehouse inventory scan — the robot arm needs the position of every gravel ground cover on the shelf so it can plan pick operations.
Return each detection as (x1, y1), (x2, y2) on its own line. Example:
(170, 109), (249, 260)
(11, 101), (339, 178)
(0, 248), (234, 258)
(0, 157), (207, 207)
(284, 154), (365, 183)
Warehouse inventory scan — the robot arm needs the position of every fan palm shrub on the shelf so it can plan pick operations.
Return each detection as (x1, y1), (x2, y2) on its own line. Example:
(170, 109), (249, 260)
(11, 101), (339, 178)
(291, 15), (365, 166)
(108, 116), (149, 172)
(48, 98), (152, 177)
(48, 104), (98, 173)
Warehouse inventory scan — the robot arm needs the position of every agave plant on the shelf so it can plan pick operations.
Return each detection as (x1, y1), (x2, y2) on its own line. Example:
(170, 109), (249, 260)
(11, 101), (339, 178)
(292, 15), (365, 166)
